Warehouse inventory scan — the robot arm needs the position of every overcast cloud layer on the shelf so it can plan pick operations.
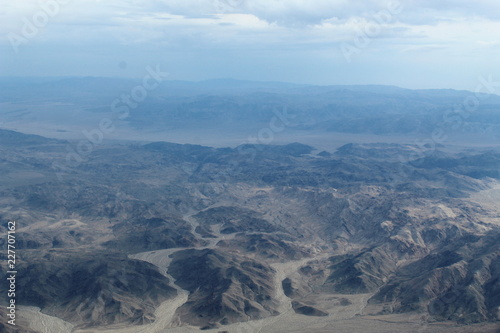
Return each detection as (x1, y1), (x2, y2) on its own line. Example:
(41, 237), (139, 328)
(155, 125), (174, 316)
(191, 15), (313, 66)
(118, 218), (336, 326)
(1, 0), (500, 89)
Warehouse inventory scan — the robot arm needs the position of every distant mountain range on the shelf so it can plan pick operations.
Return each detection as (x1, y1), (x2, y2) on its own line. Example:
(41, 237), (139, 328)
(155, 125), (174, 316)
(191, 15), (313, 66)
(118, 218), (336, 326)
(1, 78), (500, 141)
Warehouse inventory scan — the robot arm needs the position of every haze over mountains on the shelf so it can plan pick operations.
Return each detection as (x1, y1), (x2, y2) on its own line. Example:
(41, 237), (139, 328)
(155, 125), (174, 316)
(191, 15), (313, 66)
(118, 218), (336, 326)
(2, 78), (500, 149)
(1, 78), (500, 333)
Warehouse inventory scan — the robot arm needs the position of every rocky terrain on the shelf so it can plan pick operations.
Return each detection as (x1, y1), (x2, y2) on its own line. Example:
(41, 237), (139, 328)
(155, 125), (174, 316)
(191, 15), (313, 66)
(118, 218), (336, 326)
(13, 252), (177, 328)
(0, 128), (499, 332)
(168, 248), (279, 328)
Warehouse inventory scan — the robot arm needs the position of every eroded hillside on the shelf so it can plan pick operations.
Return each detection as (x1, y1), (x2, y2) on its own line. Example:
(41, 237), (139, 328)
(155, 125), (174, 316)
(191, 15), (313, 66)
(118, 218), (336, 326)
(0, 129), (499, 332)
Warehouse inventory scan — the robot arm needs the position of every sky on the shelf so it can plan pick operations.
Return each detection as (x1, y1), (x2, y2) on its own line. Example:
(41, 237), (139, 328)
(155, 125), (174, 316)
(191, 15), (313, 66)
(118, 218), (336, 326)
(1, 0), (500, 89)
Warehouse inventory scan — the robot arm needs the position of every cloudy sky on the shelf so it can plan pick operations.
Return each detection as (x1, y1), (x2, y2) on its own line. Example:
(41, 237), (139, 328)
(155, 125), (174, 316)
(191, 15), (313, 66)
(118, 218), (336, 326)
(1, 0), (500, 89)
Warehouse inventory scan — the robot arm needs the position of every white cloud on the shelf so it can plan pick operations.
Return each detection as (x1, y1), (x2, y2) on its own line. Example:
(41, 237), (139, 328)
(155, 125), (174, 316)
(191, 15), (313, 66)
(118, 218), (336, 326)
(1, 0), (500, 89)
